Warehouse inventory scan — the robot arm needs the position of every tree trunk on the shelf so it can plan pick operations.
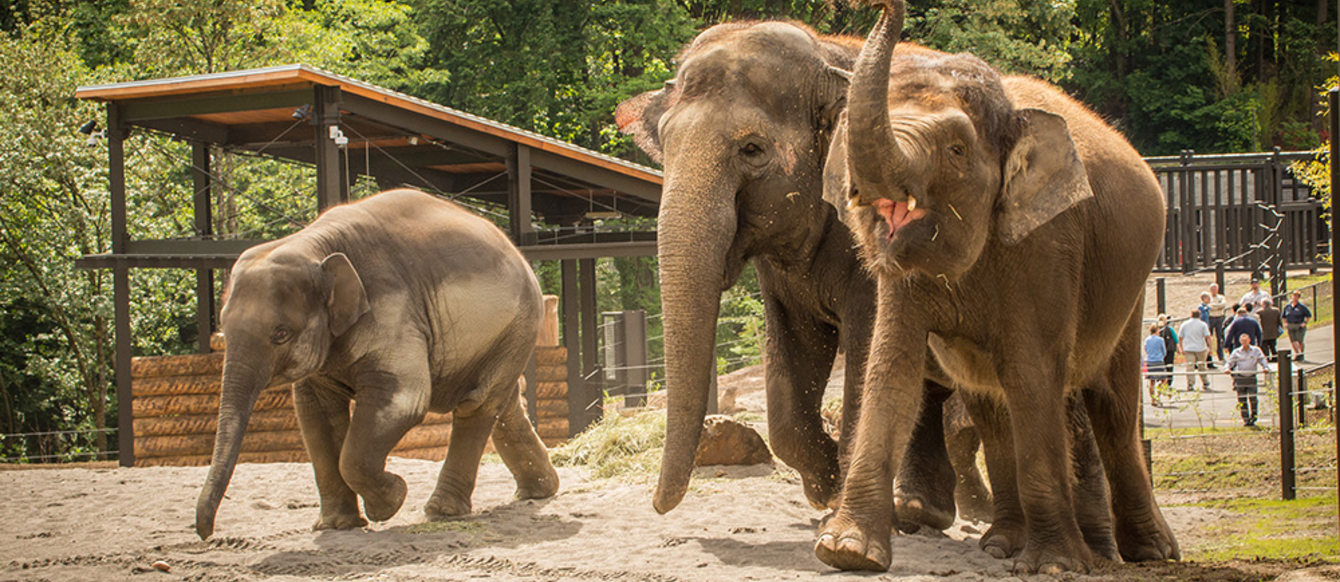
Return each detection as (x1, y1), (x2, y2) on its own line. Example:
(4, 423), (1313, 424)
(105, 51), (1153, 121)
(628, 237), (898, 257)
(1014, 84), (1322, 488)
(1225, 0), (1237, 96)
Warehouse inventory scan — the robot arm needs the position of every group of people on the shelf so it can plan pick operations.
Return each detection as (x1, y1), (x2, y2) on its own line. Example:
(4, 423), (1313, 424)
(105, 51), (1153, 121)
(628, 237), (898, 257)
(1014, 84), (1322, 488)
(1143, 278), (1313, 426)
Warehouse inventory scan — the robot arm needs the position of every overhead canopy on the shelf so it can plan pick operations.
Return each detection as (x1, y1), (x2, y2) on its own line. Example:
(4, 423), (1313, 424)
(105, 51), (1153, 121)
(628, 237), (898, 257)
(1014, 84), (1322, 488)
(75, 64), (662, 267)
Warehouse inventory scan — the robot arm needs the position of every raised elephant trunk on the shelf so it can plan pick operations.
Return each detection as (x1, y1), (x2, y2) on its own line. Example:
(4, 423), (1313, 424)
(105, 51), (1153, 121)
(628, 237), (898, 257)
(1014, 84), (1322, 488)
(653, 168), (739, 514)
(195, 350), (272, 539)
(848, 0), (909, 205)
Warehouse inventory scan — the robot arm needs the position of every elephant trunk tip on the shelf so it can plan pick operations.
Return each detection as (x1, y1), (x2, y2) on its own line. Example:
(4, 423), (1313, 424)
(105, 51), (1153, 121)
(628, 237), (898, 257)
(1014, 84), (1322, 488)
(195, 513), (215, 540)
(652, 486), (686, 514)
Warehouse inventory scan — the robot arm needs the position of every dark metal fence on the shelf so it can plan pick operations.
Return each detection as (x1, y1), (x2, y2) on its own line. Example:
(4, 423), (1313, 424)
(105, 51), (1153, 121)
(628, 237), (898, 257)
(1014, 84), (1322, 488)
(1146, 149), (1328, 274)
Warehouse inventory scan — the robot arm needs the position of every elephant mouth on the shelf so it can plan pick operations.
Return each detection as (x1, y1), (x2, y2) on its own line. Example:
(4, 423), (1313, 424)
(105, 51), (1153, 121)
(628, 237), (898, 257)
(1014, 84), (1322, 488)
(875, 197), (926, 240)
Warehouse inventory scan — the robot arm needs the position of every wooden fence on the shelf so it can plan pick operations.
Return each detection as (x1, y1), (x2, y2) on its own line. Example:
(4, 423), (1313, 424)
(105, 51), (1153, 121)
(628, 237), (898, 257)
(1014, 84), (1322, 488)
(130, 296), (571, 466)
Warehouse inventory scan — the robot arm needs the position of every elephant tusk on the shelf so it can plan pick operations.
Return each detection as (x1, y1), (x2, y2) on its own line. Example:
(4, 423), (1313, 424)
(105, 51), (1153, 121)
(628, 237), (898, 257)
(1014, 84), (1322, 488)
(906, 195), (917, 212)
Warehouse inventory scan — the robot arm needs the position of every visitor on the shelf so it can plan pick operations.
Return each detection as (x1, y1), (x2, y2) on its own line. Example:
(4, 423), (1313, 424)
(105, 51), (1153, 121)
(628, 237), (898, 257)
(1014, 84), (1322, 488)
(1224, 306), (1262, 347)
(1225, 332), (1269, 427)
(1282, 291), (1313, 361)
(1178, 307), (1212, 391)
(1208, 284), (1228, 364)
(1145, 324), (1168, 407)
(1239, 277), (1269, 311)
(1257, 298), (1282, 361)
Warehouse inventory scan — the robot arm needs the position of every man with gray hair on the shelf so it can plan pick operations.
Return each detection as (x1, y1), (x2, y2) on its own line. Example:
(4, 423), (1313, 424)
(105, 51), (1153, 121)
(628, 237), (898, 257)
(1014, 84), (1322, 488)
(1257, 297), (1282, 361)
(1178, 307), (1212, 391)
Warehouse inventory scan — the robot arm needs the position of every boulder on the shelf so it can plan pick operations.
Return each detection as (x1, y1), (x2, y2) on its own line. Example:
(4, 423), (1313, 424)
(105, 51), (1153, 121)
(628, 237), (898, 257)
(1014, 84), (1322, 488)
(693, 415), (773, 466)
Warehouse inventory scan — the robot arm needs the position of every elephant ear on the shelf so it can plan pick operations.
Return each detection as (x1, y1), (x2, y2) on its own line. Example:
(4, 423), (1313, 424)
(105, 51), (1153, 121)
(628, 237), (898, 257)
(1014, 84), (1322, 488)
(321, 252), (369, 337)
(821, 115), (853, 225)
(615, 80), (679, 164)
(997, 108), (1093, 246)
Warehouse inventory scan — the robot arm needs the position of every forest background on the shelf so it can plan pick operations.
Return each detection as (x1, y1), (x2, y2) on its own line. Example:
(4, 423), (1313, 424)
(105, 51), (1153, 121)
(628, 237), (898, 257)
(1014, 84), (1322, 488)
(0, 0), (1336, 461)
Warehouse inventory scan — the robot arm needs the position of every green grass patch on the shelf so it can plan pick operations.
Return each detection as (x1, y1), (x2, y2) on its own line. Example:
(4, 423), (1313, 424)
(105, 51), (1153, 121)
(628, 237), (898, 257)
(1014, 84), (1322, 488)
(548, 409), (667, 480)
(1182, 496), (1340, 562)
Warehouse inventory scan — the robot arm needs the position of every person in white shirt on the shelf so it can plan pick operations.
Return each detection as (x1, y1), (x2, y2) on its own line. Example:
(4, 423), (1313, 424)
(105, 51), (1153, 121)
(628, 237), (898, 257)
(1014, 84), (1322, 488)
(1239, 277), (1270, 312)
(1225, 333), (1270, 427)
(1177, 308), (1212, 391)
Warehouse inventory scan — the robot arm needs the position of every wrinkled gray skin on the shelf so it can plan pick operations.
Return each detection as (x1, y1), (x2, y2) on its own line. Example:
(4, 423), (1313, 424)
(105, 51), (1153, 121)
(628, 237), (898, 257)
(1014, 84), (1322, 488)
(195, 189), (559, 540)
(615, 21), (978, 528)
(816, 1), (1177, 573)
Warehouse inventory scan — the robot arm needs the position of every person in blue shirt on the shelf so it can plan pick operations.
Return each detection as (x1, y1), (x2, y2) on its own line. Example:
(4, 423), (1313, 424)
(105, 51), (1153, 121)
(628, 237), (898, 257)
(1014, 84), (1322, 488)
(1224, 306), (1262, 347)
(1282, 291), (1313, 361)
(1144, 324), (1168, 406)
(1198, 292), (1212, 324)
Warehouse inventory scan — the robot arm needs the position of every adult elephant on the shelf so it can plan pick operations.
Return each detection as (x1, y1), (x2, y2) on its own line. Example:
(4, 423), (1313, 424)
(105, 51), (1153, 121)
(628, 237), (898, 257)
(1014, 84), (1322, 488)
(816, 0), (1177, 573)
(615, 21), (972, 528)
(195, 189), (559, 539)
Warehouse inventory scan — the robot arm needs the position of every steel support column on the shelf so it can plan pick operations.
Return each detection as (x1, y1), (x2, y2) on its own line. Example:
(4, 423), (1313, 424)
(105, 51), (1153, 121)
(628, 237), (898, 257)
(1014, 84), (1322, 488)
(108, 104), (134, 467)
(191, 142), (215, 353)
(507, 144), (537, 246)
(578, 257), (601, 432)
(313, 85), (347, 212)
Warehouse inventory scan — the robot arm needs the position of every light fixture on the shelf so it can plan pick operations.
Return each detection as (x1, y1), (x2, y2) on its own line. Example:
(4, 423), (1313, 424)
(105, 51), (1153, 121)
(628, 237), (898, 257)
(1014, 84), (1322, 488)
(291, 104), (312, 120)
(77, 120), (98, 135)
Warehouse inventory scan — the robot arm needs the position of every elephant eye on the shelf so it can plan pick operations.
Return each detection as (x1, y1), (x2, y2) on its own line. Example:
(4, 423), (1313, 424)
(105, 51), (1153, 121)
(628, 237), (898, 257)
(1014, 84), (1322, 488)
(271, 326), (292, 345)
(949, 143), (966, 157)
(740, 142), (763, 156)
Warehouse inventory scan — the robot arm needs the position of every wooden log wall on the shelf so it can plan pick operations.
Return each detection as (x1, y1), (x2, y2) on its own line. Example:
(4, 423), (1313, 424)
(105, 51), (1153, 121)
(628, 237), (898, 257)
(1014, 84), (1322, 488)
(130, 295), (570, 466)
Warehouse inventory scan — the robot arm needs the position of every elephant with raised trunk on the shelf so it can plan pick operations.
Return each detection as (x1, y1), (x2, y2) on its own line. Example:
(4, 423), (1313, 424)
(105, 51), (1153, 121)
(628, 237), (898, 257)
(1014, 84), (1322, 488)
(615, 20), (983, 529)
(816, 0), (1177, 573)
(195, 189), (559, 540)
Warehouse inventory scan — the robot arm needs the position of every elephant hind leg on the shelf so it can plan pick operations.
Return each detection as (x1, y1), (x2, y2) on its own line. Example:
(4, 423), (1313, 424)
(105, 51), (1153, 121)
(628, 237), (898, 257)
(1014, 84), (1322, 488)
(893, 381), (957, 532)
(944, 392), (992, 524)
(1067, 392), (1119, 562)
(493, 377), (560, 500)
(1084, 308), (1179, 562)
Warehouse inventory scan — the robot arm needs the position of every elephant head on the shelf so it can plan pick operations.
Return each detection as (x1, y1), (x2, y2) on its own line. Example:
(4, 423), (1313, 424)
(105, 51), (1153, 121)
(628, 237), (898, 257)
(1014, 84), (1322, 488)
(828, 0), (1092, 280)
(195, 248), (369, 539)
(615, 22), (855, 514)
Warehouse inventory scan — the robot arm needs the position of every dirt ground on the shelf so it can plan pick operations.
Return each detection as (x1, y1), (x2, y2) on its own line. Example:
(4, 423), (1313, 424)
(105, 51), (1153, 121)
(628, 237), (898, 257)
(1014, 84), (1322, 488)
(0, 271), (1331, 581)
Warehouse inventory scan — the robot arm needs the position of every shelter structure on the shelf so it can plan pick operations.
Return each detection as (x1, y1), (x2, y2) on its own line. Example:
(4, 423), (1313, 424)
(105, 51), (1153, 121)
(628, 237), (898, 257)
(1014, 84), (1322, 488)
(74, 65), (662, 466)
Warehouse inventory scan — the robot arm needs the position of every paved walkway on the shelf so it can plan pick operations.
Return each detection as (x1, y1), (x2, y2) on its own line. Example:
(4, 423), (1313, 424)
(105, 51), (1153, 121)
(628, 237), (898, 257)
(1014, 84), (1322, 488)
(1142, 324), (1333, 430)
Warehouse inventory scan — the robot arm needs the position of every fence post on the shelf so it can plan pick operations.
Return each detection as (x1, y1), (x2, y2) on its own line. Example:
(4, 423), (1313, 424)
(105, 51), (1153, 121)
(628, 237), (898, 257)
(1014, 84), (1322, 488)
(1216, 260), (1226, 294)
(1278, 349), (1296, 501)
(1297, 368), (1308, 429)
(1156, 277), (1167, 315)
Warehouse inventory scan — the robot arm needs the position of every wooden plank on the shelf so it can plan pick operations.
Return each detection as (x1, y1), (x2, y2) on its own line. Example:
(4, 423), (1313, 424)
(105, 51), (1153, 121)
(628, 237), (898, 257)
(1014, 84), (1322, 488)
(133, 386), (292, 417)
(395, 423), (453, 451)
(131, 353), (223, 379)
(135, 428), (305, 458)
(536, 417), (569, 437)
(135, 409), (299, 437)
(538, 295), (560, 346)
(535, 381), (567, 399)
(133, 375), (221, 397)
(535, 346), (567, 365)
(535, 365), (568, 383)
(536, 399), (569, 418)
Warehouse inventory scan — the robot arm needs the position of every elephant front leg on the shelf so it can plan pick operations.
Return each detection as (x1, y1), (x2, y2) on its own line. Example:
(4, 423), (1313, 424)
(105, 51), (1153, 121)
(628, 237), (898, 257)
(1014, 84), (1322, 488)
(1001, 373), (1095, 574)
(293, 378), (366, 531)
(761, 297), (841, 509)
(815, 285), (928, 571)
(341, 362), (431, 523)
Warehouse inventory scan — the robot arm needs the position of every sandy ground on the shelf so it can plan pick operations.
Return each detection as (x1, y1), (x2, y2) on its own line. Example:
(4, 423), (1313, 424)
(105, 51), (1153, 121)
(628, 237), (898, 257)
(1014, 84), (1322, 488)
(0, 270), (1329, 581)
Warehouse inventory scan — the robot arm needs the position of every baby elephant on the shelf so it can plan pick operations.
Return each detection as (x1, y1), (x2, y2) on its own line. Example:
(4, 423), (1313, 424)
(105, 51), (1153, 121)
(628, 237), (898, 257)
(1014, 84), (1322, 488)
(196, 189), (559, 539)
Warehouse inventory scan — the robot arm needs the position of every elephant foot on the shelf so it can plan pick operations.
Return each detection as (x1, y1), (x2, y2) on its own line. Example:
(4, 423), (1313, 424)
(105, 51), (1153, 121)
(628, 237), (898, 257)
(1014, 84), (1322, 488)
(801, 472), (841, 510)
(1115, 512), (1180, 562)
(361, 474), (407, 522)
(893, 491), (955, 533)
(814, 510), (892, 572)
(1078, 515), (1121, 563)
(1012, 535), (1096, 575)
(979, 518), (1025, 559)
(424, 492), (473, 519)
(514, 465), (560, 500)
(953, 484), (993, 524)
(313, 511), (367, 531)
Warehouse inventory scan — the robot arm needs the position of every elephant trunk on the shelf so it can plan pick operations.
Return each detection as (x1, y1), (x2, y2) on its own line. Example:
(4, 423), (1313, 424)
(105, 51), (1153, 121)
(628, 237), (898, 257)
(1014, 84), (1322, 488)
(653, 170), (739, 514)
(195, 349), (271, 539)
(848, 0), (909, 205)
